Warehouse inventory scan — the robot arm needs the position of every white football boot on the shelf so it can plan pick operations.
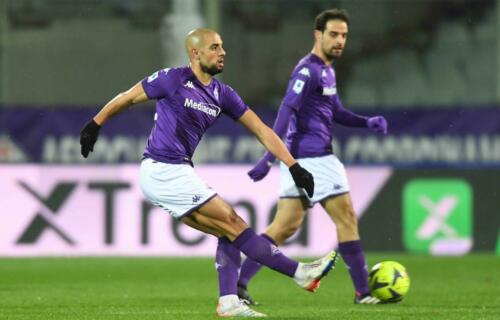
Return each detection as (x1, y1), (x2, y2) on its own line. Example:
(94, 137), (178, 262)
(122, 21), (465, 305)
(354, 294), (382, 304)
(216, 299), (267, 317)
(294, 251), (338, 292)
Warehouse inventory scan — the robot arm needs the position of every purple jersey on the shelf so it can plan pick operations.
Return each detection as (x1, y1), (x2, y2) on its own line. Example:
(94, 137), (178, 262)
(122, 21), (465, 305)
(281, 53), (344, 158)
(141, 66), (248, 165)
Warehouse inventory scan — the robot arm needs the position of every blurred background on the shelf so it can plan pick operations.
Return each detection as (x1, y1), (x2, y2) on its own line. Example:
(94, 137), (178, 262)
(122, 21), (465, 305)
(0, 0), (498, 107)
(0, 0), (499, 257)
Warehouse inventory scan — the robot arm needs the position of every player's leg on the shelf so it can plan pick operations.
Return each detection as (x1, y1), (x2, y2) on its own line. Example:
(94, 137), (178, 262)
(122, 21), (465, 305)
(182, 215), (240, 301)
(321, 193), (380, 304)
(214, 237), (267, 317)
(182, 213), (241, 299)
(181, 214), (238, 298)
(238, 198), (307, 304)
(139, 161), (270, 315)
(321, 193), (359, 241)
(181, 215), (266, 317)
(191, 195), (338, 292)
(140, 159), (316, 280)
(140, 160), (337, 297)
(182, 215), (240, 297)
(181, 215), (240, 298)
(181, 213), (223, 237)
(265, 198), (308, 245)
(192, 195), (296, 276)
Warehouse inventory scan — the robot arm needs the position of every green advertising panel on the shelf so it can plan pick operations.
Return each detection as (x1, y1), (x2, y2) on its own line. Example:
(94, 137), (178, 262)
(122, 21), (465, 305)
(497, 232), (500, 255)
(403, 179), (473, 255)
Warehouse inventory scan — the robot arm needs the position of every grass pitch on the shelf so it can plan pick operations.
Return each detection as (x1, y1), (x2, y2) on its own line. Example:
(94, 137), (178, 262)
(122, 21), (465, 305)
(1, 254), (499, 319)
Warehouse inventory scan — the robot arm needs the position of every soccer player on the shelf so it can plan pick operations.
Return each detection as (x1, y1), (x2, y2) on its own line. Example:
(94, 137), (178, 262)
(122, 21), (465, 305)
(237, 9), (388, 305)
(80, 28), (338, 317)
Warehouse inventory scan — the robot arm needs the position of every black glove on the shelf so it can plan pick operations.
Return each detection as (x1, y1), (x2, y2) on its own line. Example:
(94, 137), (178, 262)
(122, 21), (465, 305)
(289, 163), (314, 197)
(80, 119), (101, 158)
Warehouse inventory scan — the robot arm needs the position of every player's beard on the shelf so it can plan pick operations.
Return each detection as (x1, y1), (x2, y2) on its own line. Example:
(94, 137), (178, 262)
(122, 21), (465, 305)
(200, 62), (223, 76)
(323, 45), (342, 61)
(323, 51), (336, 61)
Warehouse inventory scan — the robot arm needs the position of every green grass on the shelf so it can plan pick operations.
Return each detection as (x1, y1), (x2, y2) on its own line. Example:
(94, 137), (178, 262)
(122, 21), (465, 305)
(1, 254), (499, 319)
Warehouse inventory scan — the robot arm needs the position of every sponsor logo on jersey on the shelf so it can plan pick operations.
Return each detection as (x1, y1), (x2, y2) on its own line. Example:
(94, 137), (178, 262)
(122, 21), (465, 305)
(183, 98), (221, 117)
(322, 86), (337, 96)
(213, 87), (219, 101)
(299, 67), (310, 77)
(184, 81), (195, 89)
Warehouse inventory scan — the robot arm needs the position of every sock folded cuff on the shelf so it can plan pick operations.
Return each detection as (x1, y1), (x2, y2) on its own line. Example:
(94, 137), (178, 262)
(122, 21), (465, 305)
(338, 240), (363, 254)
(261, 233), (277, 246)
(233, 228), (255, 248)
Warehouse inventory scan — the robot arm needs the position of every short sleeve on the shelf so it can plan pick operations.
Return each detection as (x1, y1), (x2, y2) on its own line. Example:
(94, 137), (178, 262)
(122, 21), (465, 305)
(280, 65), (318, 111)
(220, 85), (249, 121)
(141, 68), (178, 99)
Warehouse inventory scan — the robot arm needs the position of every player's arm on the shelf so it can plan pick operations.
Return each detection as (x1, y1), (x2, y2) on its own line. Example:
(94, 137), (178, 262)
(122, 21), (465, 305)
(332, 95), (388, 134)
(93, 81), (149, 125)
(80, 82), (149, 158)
(256, 105), (293, 164)
(247, 69), (311, 181)
(239, 109), (314, 196)
(239, 109), (295, 167)
(332, 95), (369, 127)
(262, 66), (314, 157)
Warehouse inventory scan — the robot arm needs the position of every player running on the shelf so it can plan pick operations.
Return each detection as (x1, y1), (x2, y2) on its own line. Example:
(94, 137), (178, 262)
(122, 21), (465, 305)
(236, 9), (388, 305)
(79, 28), (338, 317)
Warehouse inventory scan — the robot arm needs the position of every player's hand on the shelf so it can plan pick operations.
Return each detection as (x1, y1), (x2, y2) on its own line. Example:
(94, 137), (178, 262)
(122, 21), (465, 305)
(367, 116), (388, 135)
(289, 163), (314, 197)
(80, 119), (101, 158)
(248, 157), (273, 182)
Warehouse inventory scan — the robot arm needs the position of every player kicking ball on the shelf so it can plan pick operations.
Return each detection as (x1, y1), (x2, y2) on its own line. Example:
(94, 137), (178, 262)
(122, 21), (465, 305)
(80, 28), (338, 317)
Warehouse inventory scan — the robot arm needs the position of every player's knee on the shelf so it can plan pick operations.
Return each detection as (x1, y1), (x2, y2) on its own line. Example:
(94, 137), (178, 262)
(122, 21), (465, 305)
(217, 208), (248, 239)
(220, 208), (242, 225)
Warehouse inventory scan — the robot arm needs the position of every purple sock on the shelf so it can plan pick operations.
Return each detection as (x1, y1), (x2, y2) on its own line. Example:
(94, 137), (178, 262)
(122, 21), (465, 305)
(233, 228), (298, 278)
(216, 237), (241, 296)
(238, 234), (275, 288)
(338, 240), (370, 296)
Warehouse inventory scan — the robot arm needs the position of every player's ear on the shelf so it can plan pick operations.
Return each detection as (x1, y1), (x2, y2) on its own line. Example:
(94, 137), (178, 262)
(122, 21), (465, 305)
(314, 30), (322, 42)
(191, 48), (200, 61)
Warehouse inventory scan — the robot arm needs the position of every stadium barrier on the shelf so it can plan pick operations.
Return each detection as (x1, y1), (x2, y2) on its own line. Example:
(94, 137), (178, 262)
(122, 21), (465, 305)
(1, 165), (498, 256)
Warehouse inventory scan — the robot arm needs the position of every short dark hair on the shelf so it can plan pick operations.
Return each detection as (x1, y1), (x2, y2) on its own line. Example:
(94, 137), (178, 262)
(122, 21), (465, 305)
(314, 9), (349, 32)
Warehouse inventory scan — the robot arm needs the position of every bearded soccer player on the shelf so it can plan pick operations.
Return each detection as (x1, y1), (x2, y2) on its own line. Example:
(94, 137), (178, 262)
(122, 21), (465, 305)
(79, 28), (339, 317)
(237, 9), (388, 305)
